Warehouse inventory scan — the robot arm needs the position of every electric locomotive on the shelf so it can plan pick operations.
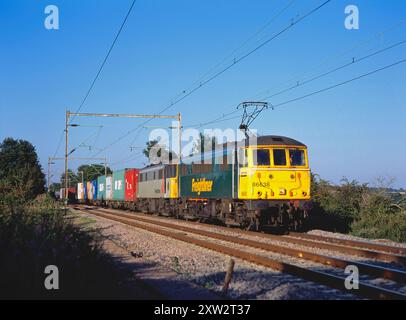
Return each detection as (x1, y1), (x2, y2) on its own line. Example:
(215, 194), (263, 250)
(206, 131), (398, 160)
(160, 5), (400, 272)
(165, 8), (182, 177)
(128, 135), (311, 230)
(76, 135), (311, 231)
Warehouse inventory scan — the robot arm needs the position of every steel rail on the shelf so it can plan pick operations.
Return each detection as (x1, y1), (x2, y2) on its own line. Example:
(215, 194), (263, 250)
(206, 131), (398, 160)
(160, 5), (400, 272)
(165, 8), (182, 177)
(87, 206), (406, 266)
(78, 208), (406, 300)
(288, 232), (406, 255)
(79, 206), (406, 283)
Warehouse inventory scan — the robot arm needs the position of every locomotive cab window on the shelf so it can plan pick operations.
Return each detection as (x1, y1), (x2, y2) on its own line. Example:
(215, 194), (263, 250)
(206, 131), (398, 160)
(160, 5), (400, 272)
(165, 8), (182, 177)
(238, 148), (248, 167)
(273, 149), (287, 166)
(165, 165), (177, 178)
(253, 149), (270, 166)
(289, 149), (305, 166)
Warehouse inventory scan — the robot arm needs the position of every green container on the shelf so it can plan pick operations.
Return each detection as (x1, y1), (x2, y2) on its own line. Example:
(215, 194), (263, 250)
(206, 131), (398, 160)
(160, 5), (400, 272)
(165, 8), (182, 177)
(180, 165), (233, 199)
(97, 175), (106, 200)
(112, 169), (125, 201)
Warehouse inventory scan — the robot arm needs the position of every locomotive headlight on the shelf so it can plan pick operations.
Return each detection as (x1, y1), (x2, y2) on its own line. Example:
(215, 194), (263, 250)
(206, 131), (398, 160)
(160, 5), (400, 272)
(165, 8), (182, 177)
(279, 188), (286, 195)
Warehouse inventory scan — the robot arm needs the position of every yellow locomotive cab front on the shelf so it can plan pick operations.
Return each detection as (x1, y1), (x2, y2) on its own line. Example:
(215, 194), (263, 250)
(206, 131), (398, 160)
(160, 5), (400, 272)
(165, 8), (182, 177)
(238, 145), (311, 201)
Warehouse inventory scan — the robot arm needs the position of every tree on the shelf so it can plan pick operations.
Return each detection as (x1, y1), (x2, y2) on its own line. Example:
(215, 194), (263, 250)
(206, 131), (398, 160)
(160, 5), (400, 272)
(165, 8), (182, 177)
(76, 164), (112, 182)
(59, 164), (111, 187)
(49, 182), (61, 193)
(0, 138), (46, 201)
(143, 140), (158, 159)
(192, 133), (218, 155)
(143, 140), (176, 165)
(60, 170), (79, 188)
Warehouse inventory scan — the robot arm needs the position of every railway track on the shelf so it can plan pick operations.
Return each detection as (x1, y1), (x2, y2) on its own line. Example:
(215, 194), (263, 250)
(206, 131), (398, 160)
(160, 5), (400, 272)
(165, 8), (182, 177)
(73, 205), (406, 300)
(288, 232), (406, 256)
(79, 205), (406, 266)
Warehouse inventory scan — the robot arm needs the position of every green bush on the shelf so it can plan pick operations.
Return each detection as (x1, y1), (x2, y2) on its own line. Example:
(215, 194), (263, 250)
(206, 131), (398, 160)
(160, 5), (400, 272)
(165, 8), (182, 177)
(0, 138), (134, 298)
(351, 192), (406, 242)
(309, 174), (406, 242)
(0, 196), (132, 299)
(309, 175), (367, 233)
(351, 210), (406, 242)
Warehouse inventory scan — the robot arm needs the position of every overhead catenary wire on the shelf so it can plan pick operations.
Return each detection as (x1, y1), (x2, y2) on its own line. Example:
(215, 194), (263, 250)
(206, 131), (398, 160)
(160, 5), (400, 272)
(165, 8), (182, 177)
(184, 38), (406, 129)
(122, 0), (295, 149)
(182, 0), (297, 93)
(260, 38), (406, 101)
(188, 57), (406, 129)
(268, 57), (406, 109)
(52, 123), (118, 158)
(91, 58), (406, 167)
(69, 0), (137, 125)
(128, 0), (295, 135)
(155, 0), (332, 117)
(52, 130), (65, 158)
(248, 17), (406, 101)
(68, 125), (105, 155)
(183, 109), (241, 129)
(177, 17), (406, 133)
(109, 151), (144, 167)
(86, 125), (103, 156)
(92, 0), (333, 157)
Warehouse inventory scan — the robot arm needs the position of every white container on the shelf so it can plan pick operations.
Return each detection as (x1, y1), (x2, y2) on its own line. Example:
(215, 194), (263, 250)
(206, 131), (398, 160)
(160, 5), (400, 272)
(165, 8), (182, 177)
(106, 176), (113, 200)
(77, 183), (84, 200)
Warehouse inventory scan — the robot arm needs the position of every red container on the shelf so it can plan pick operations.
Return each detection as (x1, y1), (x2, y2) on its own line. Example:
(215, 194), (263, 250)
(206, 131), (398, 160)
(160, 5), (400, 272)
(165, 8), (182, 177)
(125, 169), (139, 202)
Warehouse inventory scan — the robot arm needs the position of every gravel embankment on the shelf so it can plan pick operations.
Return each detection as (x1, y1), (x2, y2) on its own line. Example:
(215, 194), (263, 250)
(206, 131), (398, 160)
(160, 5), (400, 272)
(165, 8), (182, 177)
(102, 208), (406, 272)
(75, 209), (361, 300)
(98, 211), (406, 295)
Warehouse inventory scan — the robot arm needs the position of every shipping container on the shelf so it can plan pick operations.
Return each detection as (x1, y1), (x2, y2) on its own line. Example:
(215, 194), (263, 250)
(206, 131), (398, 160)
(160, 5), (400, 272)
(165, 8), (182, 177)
(106, 175), (113, 200)
(86, 180), (97, 200)
(92, 180), (97, 200)
(69, 187), (77, 199)
(77, 183), (85, 200)
(83, 182), (88, 200)
(59, 188), (76, 201)
(86, 181), (93, 200)
(125, 169), (139, 201)
(97, 175), (106, 200)
(113, 169), (126, 201)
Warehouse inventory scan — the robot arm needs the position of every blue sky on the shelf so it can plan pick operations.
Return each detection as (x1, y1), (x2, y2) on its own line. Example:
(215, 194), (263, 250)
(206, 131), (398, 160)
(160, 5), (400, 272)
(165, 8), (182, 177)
(1, 0), (405, 187)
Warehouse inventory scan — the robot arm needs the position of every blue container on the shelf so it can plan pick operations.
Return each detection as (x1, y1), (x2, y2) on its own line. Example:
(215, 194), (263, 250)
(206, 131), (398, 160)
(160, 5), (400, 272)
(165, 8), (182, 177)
(91, 180), (98, 200)
(86, 181), (98, 200)
(83, 182), (88, 200)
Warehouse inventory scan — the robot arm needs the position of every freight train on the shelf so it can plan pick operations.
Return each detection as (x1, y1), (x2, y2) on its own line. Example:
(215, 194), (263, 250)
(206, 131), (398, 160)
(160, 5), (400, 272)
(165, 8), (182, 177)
(62, 135), (311, 230)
